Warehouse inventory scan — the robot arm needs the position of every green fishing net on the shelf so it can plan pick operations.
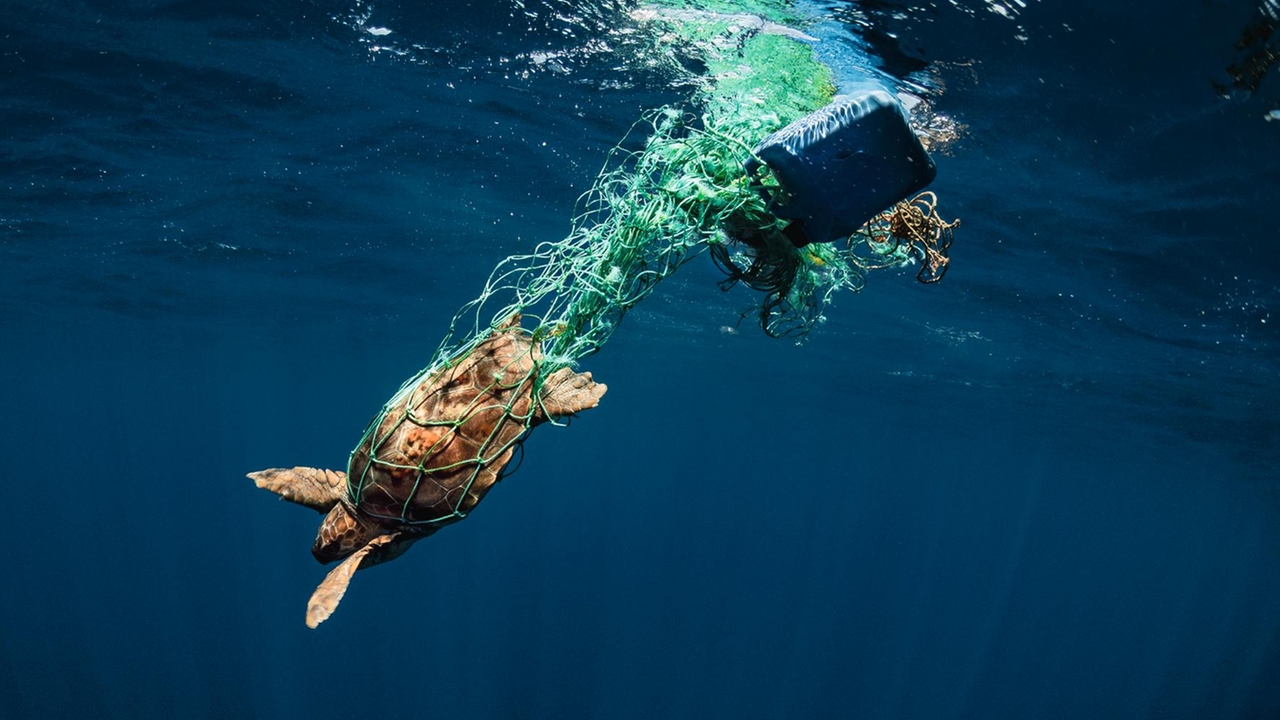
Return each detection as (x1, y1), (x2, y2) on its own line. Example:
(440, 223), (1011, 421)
(345, 1), (959, 524)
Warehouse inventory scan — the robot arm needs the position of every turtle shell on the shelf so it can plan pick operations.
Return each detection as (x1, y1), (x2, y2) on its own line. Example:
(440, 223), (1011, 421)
(346, 318), (545, 527)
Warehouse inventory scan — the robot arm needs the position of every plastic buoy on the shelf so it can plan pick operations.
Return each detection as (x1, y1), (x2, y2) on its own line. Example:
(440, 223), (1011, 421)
(746, 90), (937, 247)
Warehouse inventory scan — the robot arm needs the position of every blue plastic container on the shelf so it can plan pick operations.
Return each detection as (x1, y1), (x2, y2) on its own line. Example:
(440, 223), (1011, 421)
(746, 90), (936, 246)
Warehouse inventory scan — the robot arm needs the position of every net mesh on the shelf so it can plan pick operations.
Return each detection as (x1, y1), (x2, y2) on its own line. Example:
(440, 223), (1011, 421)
(344, 2), (960, 524)
(347, 318), (551, 526)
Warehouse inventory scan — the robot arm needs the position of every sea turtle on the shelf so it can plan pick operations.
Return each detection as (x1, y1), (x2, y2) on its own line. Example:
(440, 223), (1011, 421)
(249, 314), (606, 628)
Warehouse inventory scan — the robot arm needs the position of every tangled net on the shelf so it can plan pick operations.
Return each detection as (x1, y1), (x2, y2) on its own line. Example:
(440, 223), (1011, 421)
(345, 105), (799, 518)
(428, 108), (756, 375)
(345, 2), (961, 512)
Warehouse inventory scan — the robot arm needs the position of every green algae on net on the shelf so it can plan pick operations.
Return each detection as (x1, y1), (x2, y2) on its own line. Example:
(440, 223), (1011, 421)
(250, 0), (960, 628)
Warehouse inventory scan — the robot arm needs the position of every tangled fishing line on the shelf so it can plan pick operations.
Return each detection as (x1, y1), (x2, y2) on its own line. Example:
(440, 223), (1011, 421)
(349, 2), (961, 505)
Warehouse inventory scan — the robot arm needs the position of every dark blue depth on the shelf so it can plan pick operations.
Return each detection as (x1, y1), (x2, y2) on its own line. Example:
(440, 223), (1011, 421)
(1, 2), (1278, 719)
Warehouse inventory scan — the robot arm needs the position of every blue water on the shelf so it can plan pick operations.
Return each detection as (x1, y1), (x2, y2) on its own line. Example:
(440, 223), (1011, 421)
(3, 1), (1278, 718)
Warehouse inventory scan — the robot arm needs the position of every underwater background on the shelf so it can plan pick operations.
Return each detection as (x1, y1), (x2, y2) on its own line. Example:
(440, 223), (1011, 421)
(2, 1), (1279, 718)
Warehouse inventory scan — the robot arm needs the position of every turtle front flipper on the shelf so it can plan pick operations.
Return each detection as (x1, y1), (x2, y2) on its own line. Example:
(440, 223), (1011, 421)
(248, 467), (347, 512)
(538, 367), (607, 418)
(306, 532), (418, 628)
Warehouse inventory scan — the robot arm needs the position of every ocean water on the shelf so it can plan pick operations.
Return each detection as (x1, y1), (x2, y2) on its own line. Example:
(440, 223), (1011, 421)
(2, 1), (1278, 719)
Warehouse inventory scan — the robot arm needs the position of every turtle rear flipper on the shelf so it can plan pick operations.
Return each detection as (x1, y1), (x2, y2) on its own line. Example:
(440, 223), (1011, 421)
(539, 368), (607, 418)
(306, 532), (418, 628)
(248, 467), (346, 512)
